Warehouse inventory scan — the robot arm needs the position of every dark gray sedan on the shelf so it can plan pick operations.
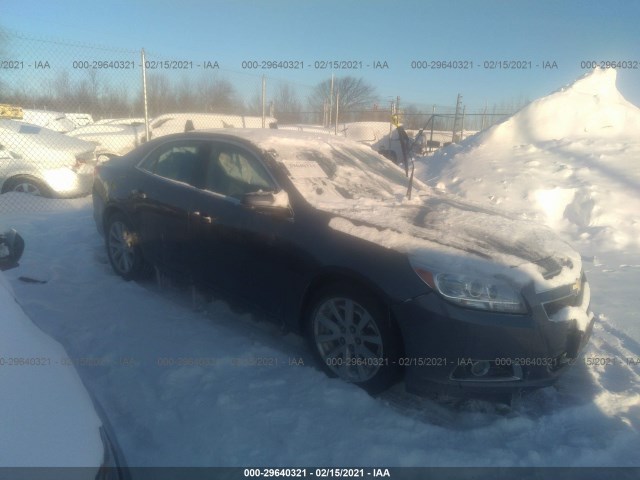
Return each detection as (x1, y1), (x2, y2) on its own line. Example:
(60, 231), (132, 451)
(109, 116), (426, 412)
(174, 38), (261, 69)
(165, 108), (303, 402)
(93, 129), (594, 396)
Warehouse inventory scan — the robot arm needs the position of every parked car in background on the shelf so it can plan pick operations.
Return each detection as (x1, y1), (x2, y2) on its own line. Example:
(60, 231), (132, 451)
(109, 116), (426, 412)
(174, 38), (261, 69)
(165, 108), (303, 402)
(65, 113), (95, 128)
(93, 129), (594, 398)
(150, 113), (277, 138)
(95, 118), (146, 127)
(0, 119), (96, 197)
(22, 109), (76, 133)
(68, 122), (146, 162)
(0, 231), (128, 476)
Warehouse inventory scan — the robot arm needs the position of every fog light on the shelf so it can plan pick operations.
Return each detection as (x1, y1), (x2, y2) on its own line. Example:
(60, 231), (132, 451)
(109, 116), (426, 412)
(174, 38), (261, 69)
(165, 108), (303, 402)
(471, 360), (491, 377)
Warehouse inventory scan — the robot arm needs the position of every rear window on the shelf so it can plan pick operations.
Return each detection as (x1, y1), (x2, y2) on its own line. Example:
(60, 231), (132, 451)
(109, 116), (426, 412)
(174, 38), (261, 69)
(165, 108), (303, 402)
(18, 125), (41, 134)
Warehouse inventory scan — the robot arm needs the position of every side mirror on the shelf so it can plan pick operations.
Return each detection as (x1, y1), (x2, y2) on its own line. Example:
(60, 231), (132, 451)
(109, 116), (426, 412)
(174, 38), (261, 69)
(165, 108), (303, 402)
(241, 190), (292, 217)
(0, 229), (25, 271)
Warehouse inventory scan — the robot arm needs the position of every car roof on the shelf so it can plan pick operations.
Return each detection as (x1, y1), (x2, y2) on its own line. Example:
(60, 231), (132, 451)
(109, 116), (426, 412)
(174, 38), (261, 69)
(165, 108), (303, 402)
(157, 128), (367, 152)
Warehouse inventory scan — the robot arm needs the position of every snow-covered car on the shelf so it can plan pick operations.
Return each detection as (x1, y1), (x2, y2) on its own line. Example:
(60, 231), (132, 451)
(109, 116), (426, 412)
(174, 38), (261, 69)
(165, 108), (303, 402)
(68, 122), (146, 162)
(65, 113), (95, 128)
(150, 113), (277, 138)
(95, 118), (145, 127)
(0, 234), (128, 476)
(93, 130), (594, 397)
(22, 109), (76, 133)
(0, 119), (96, 197)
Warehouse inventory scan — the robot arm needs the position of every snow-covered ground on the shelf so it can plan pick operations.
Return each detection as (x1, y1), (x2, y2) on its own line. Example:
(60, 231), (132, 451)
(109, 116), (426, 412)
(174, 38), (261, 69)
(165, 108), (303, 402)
(1, 68), (639, 469)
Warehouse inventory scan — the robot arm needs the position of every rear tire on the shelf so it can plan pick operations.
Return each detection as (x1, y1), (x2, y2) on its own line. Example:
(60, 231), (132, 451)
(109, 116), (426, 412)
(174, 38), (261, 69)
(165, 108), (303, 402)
(2, 176), (51, 197)
(305, 283), (403, 394)
(105, 213), (150, 281)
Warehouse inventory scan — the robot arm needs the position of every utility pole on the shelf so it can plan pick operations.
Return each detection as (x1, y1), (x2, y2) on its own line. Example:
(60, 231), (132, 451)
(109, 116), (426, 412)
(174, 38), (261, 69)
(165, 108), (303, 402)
(452, 93), (463, 142)
(261, 75), (266, 128)
(141, 48), (150, 142)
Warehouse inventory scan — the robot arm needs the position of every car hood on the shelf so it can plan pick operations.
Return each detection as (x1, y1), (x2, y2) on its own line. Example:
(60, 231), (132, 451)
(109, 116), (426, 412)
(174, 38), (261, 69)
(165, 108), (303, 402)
(327, 193), (582, 291)
(0, 120), (95, 154)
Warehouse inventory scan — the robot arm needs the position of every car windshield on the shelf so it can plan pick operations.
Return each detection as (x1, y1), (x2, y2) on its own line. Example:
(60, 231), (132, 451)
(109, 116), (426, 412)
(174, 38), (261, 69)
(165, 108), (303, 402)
(271, 138), (420, 207)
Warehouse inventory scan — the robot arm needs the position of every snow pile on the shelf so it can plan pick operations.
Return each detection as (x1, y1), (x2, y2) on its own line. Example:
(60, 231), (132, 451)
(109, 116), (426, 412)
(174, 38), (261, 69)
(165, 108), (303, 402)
(415, 68), (640, 253)
(0, 272), (103, 467)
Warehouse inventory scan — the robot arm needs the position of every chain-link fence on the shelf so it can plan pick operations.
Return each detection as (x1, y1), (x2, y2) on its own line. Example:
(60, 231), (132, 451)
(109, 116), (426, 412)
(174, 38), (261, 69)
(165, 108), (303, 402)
(1, 30), (517, 212)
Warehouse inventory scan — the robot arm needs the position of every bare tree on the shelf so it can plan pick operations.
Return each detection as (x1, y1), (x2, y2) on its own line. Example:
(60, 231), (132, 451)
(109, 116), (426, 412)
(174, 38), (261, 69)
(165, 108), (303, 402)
(175, 75), (198, 112)
(308, 76), (378, 121)
(272, 82), (302, 124)
(245, 88), (268, 116)
(146, 73), (175, 115)
(198, 75), (242, 114)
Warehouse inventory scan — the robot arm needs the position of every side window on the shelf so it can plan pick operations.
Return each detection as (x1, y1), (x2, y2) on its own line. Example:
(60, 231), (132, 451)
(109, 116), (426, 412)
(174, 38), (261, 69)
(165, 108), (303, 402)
(140, 140), (209, 186)
(204, 145), (275, 198)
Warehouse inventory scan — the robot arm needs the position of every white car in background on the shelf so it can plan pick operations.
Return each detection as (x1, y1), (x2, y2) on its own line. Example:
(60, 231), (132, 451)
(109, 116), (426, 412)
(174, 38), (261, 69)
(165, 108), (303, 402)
(0, 119), (96, 197)
(68, 122), (146, 162)
(150, 112), (277, 138)
(95, 118), (145, 127)
(65, 113), (95, 128)
(22, 109), (77, 133)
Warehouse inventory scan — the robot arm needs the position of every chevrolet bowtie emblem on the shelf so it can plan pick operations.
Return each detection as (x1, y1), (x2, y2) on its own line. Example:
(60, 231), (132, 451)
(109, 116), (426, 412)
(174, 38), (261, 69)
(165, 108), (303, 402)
(572, 278), (581, 294)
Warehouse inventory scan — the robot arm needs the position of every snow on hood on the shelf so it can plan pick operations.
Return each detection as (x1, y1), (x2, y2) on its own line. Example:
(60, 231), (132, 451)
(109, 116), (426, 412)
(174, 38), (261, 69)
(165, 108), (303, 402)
(414, 69), (640, 252)
(328, 193), (582, 292)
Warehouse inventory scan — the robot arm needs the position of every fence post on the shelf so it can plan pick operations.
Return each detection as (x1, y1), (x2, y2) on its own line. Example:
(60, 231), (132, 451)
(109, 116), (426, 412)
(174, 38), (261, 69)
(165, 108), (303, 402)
(452, 93), (462, 142)
(141, 48), (150, 142)
(481, 102), (487, 130)
(261, 75), (266, 128)
(461, 105), (466, 141)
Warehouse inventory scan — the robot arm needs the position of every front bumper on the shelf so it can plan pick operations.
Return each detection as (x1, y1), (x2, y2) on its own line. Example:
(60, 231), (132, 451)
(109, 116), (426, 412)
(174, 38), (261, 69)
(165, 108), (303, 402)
(393, 277), (594, 396)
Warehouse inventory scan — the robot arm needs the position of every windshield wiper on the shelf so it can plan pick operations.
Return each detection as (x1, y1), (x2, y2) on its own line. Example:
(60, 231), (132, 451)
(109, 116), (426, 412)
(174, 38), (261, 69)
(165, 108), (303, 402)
(406, 160), (415, 200)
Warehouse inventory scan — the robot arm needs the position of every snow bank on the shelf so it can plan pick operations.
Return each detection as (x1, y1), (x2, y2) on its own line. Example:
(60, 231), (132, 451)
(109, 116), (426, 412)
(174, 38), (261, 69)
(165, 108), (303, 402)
(0, 271), (103, 467)
(415, 69), (640, 252)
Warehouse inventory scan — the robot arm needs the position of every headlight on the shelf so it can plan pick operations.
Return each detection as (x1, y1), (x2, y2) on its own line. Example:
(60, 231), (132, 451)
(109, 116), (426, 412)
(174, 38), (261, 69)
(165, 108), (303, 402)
(413, 267), (527, 314)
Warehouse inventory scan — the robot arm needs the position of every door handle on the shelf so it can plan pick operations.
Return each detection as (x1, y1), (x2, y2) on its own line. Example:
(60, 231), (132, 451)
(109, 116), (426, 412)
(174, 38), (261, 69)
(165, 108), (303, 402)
(191, 211), (214, 224)
(131, 189), (147, 199)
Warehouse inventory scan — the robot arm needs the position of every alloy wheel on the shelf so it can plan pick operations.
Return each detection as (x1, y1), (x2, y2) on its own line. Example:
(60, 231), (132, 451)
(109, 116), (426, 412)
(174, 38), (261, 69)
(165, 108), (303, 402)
(108, 220), (136, 275)
(312, 297), (384, 383)
(13, 181), (42, 196)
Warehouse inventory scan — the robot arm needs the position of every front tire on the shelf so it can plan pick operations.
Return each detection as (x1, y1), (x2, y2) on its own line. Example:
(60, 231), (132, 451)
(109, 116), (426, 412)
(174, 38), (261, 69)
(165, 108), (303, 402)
(105, 213), (149, 281)
(305, 284), (403, 394)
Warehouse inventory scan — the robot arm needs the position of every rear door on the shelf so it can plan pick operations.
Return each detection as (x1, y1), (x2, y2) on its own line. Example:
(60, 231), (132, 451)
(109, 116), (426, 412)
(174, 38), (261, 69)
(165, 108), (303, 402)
(132, 139), (211, 277)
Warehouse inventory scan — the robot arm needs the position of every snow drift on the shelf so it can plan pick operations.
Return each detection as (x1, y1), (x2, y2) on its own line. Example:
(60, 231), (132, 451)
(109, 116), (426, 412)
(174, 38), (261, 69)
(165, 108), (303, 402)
(415, 68), (640, 253)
